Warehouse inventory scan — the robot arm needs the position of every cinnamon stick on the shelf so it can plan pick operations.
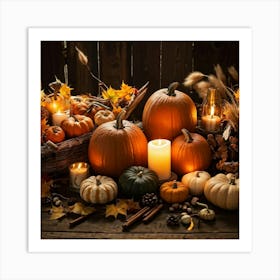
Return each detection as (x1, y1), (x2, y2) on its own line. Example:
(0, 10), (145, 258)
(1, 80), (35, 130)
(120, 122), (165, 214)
(122, 206), (150, 231)
(142, 204), (163, 224)
(69, 213), (94, 228)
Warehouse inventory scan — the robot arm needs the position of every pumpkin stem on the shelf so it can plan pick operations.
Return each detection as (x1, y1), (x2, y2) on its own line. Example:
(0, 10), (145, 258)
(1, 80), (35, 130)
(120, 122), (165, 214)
(137, 171), (143, 177)
(167, 82), (180, 96)
(196, 171), (202, 178)
(114, 110), (126, 129)
(229, 175), (236, 185)
(181, 128), (193, 143)
(196, 202), (209, 209)
(172, 180), (178, 189)
(96, 178), (102, 186)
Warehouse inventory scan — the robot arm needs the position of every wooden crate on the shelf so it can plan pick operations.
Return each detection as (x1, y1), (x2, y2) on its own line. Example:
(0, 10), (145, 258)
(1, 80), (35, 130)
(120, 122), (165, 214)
(41, 132), (92, 175)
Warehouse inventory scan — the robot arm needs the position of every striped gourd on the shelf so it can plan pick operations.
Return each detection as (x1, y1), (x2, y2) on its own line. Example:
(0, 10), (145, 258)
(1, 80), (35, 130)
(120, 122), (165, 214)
(80, 175), (118, 204)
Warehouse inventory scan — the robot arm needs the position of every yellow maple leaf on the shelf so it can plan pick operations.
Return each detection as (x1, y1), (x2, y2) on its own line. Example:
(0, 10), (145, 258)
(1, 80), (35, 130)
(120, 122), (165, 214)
(69, 202), (95, 216)
(59, 83), (73, 99)
(120, 81), (135, 95)
(102, 86), (119, 104)
(49, 205), (66, 220)
(105, 200), (128, 219)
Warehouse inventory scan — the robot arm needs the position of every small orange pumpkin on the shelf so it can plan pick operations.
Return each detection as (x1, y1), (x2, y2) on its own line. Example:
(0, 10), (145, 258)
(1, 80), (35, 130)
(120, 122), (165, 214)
(70, 97), (89, 115)
(44, 126), (65, 143)
(160, 180), (189, 203)
(171, 129), (212, 175)
(61, 115), (94, 138)
(142, 82), (197, 140)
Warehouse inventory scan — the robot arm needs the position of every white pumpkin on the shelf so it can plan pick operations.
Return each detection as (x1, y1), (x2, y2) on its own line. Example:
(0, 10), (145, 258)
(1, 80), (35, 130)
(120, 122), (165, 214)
(181, 171), (211, 196)
(204, 173), (239, 210)
(80, 175), (118, 204)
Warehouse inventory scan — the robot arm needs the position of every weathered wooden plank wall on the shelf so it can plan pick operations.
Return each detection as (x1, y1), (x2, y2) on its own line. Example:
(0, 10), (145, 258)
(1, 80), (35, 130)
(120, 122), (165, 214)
(41, 41), (239, 118)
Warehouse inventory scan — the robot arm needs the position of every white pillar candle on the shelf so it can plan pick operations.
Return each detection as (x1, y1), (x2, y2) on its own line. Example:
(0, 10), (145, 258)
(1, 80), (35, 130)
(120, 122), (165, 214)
(69, 162), (89, 191)
(148, 139), (171, 180)
(52, 111), (68, 126)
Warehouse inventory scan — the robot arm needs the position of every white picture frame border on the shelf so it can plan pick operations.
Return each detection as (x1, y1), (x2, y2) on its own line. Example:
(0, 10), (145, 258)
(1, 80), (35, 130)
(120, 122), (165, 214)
(28, 27), (252, 253)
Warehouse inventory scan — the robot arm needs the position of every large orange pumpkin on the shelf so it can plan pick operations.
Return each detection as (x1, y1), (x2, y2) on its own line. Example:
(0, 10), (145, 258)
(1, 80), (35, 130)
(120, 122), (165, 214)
(142, 82), (197, 140)
(88, 111), (148, 177)
(171, 129), (212, 175)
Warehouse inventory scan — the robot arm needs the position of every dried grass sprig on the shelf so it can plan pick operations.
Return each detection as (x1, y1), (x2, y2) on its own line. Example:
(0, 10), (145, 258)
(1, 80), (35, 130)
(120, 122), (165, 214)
(208, 74), (226, 99)
(75, 46), (108, 90)
(228, 66), (239, 82)
(223, 100), (239, 132)
(183, 71), (205, 87)
(214, 64), (226, 84)
(193, 81), (211, 100)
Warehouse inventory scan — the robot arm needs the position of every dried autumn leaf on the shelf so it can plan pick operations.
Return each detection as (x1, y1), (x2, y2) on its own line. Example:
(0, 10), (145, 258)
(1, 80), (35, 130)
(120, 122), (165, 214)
(117, 199), (140, 213)
(105, 200), (128, 219)
(49, 205), (66, 220)
(41, 179), (53, 198)
(102, 86), (119, 104)
(59, 83), (73, 99)
(69, 202), (95, 216)
(41, 118), (50, 132)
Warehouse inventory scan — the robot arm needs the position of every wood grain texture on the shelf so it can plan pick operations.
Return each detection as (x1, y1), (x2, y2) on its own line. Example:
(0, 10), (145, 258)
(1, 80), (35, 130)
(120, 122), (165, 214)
(41, 202), (239, 239)
(161, 41), (193, 88)
(99, 41), (131, 89)
(67, 41), (99, 95)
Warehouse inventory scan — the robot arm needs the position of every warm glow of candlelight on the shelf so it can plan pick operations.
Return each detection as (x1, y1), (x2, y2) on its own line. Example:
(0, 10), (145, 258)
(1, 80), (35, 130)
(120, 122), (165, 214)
(148, 139), (171, 180)
(210, 105), (215, 118)
(69, 162), (89, 191)
(52, 111), (68, 126)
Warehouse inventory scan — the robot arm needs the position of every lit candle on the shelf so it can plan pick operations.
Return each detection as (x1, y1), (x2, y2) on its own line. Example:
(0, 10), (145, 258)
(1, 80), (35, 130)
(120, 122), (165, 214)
(52, 111), (68, 126)
(69, 162), (89, 191)
(49, 101), (59, 114)
(148, 139), (171, 180)
(201, 105), (221, 132)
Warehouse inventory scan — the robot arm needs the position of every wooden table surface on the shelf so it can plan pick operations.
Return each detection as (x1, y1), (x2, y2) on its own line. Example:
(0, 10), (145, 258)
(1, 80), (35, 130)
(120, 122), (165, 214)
(41, 184), (239, 239)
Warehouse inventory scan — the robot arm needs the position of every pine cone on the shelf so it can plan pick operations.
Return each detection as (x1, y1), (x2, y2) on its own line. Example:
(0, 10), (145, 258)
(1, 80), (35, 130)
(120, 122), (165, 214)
(166, 215), (180, 227)
(141, 193), (158, 207)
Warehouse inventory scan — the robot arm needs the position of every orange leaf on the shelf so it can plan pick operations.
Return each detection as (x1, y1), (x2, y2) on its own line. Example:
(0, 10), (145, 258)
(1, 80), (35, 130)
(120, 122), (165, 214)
(41, 179), (53, 198)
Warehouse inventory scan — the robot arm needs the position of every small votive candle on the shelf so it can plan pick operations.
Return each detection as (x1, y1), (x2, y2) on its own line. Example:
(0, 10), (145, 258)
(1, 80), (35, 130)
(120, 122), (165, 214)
(148, 139), (171, 180)
(52, 111), (68, 126)
(69, 162), (89, 191)
(201, 114), (221, 132)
